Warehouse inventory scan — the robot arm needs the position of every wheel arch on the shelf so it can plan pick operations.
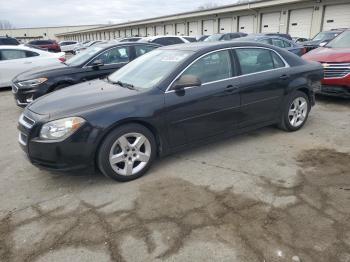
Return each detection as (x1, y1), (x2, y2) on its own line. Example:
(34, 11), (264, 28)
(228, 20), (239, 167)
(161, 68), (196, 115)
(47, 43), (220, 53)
(94, 119), (163, 168)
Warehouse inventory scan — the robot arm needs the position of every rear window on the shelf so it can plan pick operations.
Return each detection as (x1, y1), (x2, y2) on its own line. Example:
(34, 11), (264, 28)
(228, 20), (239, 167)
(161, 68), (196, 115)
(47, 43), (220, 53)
(30, 40), (54, 45)
(0, 38), (19, 45)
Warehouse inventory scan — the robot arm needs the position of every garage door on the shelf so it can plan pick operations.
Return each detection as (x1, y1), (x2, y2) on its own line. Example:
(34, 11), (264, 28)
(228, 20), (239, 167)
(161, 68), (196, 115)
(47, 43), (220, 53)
(120, 30), (125, 37)
(261, 12), (281, 33)
(238, 15), (254, 34)
(188, 21), (199, 36)
(323, 4), (350, 31)
(132, 28), (139, 36)
(165, 24), (174, 35)
(203, 20), (215, 35)
(219, 17), (233, 33)
(126, 29), (132, 37)
(155, 25), (164, 35)
(176, 23), (185, 35)
(139, 28), (146, 37)
(288, 8), (313, 38)
(146, 26), (154, 36)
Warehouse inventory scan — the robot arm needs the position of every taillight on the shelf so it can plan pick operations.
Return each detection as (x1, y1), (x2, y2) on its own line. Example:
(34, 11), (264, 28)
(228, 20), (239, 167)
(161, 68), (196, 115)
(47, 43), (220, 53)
(59, 57), (66, 62)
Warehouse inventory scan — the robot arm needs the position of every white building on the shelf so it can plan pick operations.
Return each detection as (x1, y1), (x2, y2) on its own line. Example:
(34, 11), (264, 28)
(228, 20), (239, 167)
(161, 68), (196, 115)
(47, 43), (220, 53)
(0, 24), (105, 42)
(56, 0), (350, 41)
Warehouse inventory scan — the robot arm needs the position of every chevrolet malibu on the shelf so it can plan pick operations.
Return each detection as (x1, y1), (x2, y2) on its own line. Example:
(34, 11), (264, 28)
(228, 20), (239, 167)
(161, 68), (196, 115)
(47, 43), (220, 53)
(18, 42), (323, 182)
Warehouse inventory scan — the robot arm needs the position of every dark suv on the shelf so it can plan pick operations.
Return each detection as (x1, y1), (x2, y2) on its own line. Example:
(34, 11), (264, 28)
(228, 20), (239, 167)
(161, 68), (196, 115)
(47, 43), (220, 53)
(0, 36), (20, 45)
(27, 39), (61, 52)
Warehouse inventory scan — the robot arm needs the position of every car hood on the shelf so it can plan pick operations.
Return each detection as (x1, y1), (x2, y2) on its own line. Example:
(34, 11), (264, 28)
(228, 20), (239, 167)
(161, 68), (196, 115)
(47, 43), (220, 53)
(27, 79), (141, 118)
(303, 47), (350, 63)
(13, 63), (70, 82)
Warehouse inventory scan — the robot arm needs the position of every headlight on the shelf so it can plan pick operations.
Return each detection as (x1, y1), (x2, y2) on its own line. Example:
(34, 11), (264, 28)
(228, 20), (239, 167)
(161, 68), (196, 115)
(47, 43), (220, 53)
(17, 78), (48, 87)
(40, 117), (85, 140)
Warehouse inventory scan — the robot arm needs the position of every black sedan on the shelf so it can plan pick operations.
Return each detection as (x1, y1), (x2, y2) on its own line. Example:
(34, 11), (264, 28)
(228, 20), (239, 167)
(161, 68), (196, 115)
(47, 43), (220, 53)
(12, 42), (160, 106)
(18, 42), (323, 181)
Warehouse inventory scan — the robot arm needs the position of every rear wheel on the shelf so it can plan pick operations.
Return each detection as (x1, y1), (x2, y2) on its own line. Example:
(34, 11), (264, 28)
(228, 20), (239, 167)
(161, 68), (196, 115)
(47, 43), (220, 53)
(279, 91), (310, 132)
(98, 124), (156, 182)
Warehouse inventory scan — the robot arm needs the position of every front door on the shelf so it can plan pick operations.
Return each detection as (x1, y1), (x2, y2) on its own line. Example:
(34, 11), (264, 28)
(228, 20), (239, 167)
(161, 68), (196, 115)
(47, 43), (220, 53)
(164, 49), (241, 148)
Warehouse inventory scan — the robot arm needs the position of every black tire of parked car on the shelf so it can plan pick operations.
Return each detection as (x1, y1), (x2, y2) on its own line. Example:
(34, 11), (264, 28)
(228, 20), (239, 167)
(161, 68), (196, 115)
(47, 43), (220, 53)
(97, 123), (157, 182)
(278, 91), (310, 132)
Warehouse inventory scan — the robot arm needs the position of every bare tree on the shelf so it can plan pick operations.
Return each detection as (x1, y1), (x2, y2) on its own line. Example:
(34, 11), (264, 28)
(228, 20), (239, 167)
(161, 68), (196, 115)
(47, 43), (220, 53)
(197, 3), (218, 10)
(0, 20), (15, 29)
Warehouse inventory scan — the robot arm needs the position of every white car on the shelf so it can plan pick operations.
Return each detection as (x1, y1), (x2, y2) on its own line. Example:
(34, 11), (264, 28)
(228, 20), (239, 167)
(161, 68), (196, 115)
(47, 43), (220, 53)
(59, 41), (81, 53)
(138, 35), (190, 46)
(0, 45), (65, 88)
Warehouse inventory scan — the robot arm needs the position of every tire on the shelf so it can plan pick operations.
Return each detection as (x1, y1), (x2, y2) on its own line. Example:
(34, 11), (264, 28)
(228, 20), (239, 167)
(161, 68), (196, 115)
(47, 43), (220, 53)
(97, 123), (157, 182)
(278, 91), (310, 132)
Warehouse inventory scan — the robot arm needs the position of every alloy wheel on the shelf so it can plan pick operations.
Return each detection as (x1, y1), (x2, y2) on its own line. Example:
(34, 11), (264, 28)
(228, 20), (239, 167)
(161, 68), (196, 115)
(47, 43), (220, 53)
(288, 97), (308, 127)
(109, 132), (151, 176)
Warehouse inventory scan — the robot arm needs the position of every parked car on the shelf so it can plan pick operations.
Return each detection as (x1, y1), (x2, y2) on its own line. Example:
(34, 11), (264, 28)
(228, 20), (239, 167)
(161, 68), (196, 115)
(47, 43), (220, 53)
(239, 35), (306, 56)
(303, 30), (350, 98)
(265, 33), (293, 41)
(12, 42), (160, 106)
(302, 30), (344, 52)
(204, 32), (247, 42)
(292, 37), (310, 43)
(0, 45), (65, 90)
(73, 40), (104, 54)
(182, 36), (197, 42)
(139, 36), (190, 46)
(119, 37), (142, 42)
(0, 36), (20, 46)
(27, 39), (61, 52)
(59, 41), (80, 53)
(18, 41), (323, 181)
(196, 35), (209, 41)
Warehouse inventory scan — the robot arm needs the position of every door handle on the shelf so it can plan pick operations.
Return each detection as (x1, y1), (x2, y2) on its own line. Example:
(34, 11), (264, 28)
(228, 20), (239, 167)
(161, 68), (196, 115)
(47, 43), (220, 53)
(225, 85), (239, 92)
(280, 74), (290, 80)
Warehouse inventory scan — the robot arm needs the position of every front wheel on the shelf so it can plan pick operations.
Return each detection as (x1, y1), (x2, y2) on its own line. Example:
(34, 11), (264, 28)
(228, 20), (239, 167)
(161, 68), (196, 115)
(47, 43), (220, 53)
(97, 124), (156, 182)
(279, 91), (310, 132)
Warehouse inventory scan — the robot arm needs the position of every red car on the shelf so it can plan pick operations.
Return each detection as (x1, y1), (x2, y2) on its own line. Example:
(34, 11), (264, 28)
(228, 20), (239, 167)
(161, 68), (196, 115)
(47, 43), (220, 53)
(27, 39), (61, 52)
(303, 30), (350, 98)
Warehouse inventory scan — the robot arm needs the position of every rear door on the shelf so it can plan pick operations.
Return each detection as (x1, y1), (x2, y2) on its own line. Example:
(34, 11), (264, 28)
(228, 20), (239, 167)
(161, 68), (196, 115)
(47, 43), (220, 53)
(82, 46), (131, 80)
(234, 47), (289, 127)
(165, 49), (241, 147)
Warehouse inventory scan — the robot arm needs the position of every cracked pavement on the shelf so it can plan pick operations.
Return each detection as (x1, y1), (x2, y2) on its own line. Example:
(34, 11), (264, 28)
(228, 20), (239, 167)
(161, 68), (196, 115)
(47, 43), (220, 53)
(0, 89), (349, 262)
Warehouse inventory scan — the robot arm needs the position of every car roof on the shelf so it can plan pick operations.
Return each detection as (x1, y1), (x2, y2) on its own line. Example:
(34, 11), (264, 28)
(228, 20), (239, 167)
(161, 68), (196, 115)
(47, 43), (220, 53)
(95, 41), (161, 49)
(142, 35), (183, 40)
(159, 41), (281, 52)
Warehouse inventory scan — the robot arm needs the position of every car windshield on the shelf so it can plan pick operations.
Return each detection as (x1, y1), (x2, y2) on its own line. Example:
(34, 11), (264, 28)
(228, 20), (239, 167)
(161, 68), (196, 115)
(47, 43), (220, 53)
(204, 34), (223, 42)
(65, 46), (104, 66)
(108, 49), (192, 90)
(326, 31), (350, 48)
(313, 32), (339, 41)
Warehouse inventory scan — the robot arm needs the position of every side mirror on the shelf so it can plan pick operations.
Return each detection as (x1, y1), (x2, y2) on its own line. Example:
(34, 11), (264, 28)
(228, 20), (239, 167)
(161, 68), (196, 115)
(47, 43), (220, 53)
(91, 59), (104, 69)
(172, 75), (201, 91)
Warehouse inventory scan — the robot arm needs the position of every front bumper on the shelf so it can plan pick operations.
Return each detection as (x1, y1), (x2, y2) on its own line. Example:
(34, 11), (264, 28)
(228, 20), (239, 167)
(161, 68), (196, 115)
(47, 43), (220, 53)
(318, 74), (350, 98)
(12, 82), (50, 107)
(18, 110), (97, 171)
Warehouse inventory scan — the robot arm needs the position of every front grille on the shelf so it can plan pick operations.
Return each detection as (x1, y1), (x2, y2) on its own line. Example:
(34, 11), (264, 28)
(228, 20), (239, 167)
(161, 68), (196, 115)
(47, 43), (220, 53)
(323, 63), (350, 79)
(18, 113), (36, 146)
(12, 83), (18, 94)
(19, 114), (35, 129)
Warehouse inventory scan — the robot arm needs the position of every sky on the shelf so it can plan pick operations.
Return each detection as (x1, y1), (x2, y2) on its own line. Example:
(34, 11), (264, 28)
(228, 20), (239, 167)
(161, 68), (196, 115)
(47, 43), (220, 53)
(0, 0), (240, 28)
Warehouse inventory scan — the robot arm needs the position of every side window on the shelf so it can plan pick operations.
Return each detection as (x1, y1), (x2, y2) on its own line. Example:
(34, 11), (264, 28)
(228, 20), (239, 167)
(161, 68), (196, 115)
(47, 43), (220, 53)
(25, 51), (40, 57)
(271, 38), (285, 48)
(153, 38), (168, 45)
(91, 47), (129, 65)
(181, 50), (232, 84)
(272, 52), (285, 68)
(283, 40), (292, 47)
(0, 50), (27, 61)
(259, 38), (272, 45)
(135, 45), (157, 57)
(236, 48), (278, 75)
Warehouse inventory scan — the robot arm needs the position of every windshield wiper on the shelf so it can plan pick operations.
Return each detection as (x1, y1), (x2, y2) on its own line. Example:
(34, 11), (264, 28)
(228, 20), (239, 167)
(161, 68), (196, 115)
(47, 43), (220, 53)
(110, 79), (136, 90)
